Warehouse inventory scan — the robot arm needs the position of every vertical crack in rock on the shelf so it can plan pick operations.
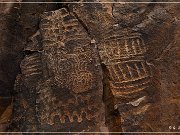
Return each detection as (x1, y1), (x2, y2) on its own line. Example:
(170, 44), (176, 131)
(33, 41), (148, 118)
(69, 0), (177, 132)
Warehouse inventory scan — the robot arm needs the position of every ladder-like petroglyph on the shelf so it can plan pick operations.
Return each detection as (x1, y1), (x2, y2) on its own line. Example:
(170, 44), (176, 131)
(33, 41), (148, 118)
(98, 33), (152, 94)
(99, 34), (155, 132)
(69, 0), (176, 132)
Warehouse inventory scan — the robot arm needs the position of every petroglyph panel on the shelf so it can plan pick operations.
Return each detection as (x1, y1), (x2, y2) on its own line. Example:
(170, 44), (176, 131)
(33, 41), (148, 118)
(98, 34), (152, 101)
(37, 8), (104, 131)
(6, 1), (179, 133)
(69, 1), (176, 132)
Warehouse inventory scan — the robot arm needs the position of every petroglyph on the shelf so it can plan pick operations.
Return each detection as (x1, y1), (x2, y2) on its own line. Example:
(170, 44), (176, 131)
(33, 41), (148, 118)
(8, 0), (178, 133)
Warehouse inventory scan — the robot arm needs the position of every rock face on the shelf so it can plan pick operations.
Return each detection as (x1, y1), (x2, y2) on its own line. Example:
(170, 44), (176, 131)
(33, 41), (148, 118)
(10, 8), (105, 132)
(68, 1), (176, 132)
(0, 0), (59, 132)
(0, 0), (179, 134)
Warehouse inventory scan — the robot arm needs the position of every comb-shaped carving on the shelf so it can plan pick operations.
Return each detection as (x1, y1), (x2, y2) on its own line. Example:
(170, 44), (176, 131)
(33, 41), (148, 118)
(20, 53), (43, 79)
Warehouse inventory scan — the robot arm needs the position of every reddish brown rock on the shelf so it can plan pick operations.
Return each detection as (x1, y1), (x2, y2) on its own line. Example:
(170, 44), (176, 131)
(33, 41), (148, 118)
(0, 0), (179, 134)
(10, 8), (105, 132)
(69, 0), (177, 132)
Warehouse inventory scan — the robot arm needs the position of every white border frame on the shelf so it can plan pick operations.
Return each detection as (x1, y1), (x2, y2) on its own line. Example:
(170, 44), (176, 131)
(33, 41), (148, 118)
(0, 1), (180, 3)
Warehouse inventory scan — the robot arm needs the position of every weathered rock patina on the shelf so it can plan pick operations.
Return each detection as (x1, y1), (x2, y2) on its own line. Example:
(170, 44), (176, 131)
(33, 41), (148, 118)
(0, 0), (179, 134)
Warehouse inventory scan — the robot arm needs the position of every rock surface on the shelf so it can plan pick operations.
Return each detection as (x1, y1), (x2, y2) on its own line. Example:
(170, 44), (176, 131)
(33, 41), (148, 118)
(0, 0), (179, 134)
